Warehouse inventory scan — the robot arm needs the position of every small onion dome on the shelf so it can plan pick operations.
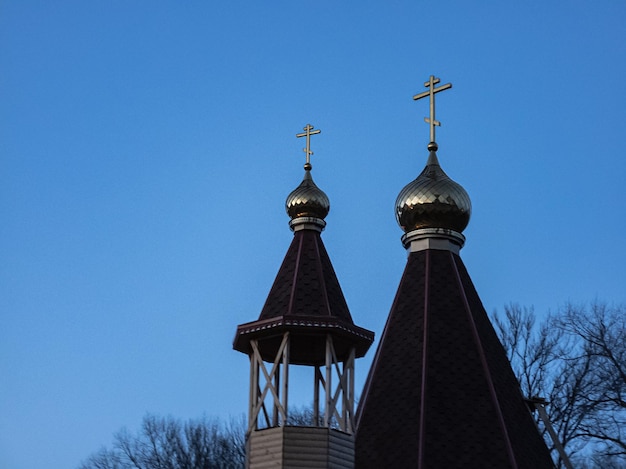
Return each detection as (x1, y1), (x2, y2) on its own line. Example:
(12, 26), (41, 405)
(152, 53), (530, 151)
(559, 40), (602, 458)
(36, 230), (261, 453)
(286, 168), (330, 220)
(396, 144), (471, 233)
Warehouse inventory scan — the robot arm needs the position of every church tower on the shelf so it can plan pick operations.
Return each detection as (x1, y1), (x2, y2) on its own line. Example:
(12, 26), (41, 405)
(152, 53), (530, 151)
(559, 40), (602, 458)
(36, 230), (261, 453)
(354, 76), (555, 468)
(234, 125), (374, 468)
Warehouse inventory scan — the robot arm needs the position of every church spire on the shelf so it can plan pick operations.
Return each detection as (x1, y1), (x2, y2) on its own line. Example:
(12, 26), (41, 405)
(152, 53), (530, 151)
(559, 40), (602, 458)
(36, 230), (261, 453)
(234, 124), (374, 468)
(355, 77), (554, 468)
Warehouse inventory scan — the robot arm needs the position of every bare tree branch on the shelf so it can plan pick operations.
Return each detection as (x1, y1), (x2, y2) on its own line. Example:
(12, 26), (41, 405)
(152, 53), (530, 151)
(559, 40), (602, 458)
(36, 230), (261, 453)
(79, 414), (246, 469)
(495, 301), (626, 468)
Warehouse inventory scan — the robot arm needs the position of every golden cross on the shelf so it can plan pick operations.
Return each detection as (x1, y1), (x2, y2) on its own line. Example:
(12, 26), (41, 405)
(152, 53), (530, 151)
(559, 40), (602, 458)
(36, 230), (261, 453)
(413, 75), (452, 145)
(296, 124), (321, 170)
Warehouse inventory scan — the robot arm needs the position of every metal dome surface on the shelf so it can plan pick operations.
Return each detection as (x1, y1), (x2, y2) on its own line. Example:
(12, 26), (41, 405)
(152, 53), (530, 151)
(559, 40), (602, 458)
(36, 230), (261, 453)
(396, 148), (471, 233)
(285, 169), (330, 220)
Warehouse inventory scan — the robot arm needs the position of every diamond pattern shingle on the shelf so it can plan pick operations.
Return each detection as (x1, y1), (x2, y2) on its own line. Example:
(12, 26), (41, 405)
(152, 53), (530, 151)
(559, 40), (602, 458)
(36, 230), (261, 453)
(259, 229), (352, 321)
(355, 249), (554, 468)
(233, 228), (374, 364)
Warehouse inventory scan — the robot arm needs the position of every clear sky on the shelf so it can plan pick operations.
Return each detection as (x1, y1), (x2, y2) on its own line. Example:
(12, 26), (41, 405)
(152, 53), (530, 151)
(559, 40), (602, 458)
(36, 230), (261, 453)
(1, 2), (625, 468)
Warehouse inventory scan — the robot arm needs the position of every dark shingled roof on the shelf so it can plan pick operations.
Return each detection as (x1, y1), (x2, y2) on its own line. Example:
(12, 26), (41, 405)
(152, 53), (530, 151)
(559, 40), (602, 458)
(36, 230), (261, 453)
(355, 248), (554, 469)
(259, 228), (353, 322)
(233, 228), (374, 364)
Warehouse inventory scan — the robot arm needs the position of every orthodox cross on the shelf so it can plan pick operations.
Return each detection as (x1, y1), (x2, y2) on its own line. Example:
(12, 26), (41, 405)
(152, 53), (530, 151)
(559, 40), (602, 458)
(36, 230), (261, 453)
(296, 124), (321, 170)
(413, 75), (452, 144)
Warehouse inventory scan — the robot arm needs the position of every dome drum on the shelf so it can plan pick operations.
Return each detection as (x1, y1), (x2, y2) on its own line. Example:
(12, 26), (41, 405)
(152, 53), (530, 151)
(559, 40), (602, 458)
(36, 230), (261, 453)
(289, 216), (326, 232)
(401, 227), (466, 253)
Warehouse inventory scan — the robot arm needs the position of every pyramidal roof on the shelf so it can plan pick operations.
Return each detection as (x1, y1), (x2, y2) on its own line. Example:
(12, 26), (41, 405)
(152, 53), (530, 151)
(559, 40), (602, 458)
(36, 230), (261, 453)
(355, 248), (554, 467)
(257, 227), (353, 325)
(354, 77), (554, 468)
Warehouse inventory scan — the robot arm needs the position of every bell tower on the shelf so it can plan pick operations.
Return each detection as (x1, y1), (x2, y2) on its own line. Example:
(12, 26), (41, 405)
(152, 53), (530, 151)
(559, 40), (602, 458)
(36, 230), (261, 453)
(233, 124), (374, 468)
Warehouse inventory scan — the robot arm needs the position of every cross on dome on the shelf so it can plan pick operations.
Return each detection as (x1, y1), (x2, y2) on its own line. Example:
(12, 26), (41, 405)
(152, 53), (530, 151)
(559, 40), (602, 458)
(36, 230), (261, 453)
(296, 124), (321, 170)
(413, 75), (452, 147)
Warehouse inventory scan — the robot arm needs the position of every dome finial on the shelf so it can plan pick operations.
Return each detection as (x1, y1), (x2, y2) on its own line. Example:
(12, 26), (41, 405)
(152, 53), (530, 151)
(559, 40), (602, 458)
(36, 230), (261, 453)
(413, 75), (452, 150)
(286, 124), (329, 230)
(296, 123), (321, 171)
(396, 76), (471, 249)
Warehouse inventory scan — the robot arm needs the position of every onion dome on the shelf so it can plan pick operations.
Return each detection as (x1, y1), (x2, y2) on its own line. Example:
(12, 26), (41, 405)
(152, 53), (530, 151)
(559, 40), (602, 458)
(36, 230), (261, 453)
(396, 142), (471, 233)
(285, 166), (330, 221)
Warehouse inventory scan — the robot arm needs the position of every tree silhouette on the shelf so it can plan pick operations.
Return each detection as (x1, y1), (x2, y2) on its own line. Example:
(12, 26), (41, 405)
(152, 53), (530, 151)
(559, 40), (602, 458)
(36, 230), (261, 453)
(78, 414), (245, 469)
(494, 301), (626, 468)
(81, 301), (625, 468)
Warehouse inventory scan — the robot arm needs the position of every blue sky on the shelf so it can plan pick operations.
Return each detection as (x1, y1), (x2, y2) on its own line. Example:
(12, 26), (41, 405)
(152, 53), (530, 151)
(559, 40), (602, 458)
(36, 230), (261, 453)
(1, 2), (625, 468)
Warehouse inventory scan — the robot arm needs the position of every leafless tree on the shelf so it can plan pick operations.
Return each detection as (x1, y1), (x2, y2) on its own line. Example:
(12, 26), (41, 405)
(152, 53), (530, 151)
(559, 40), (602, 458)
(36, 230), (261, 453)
(83, 302), (624, 468)
(556, 302), (626, 464)
(79, 407), (320, 469)
(79, 414), (246, 469)
(494, 302), (626, 468)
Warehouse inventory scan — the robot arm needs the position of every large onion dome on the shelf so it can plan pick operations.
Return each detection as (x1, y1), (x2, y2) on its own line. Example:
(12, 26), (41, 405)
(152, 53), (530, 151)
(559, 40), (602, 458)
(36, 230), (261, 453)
(396, 143), (471, 233)
(285, 166), (330, 221)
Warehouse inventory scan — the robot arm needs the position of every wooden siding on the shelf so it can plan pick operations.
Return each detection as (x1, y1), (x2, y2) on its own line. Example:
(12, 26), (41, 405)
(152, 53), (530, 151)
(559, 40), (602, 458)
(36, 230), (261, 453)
(248, 426), (354, 469)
